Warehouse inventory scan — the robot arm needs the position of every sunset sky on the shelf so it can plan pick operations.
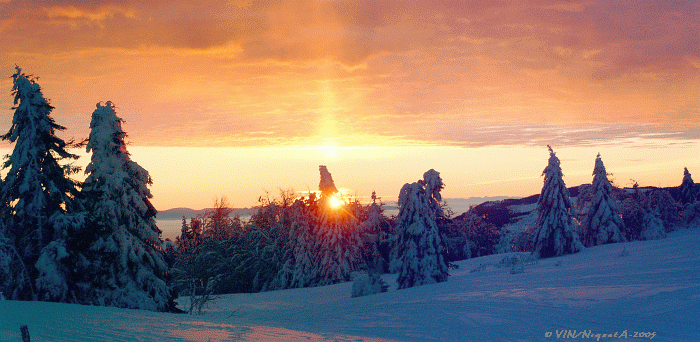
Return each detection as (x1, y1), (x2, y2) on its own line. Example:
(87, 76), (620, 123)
(0, 0), (698, 211)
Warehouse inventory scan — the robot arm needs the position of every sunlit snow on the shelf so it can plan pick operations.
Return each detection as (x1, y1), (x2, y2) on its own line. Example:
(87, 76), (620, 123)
(1, 227), (698, 341)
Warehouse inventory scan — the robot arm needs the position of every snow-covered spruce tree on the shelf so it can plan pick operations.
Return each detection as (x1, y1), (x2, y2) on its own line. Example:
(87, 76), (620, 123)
(646, 189), (680, 229)
(279, 197), (316, 289)
(317, 202), (363, 285)
(390, 170), (446, 273)
(640, 209), (666, 240)
(315, 166), (363, 285)
(620, 195), (645, 241)
(683, 201), (700, 228)
(679, 167), (697, 205)
(0, 67), (84, 301)
(319, 165), (338, 198)
(362, 191), (393, 273)
(351, 193), (390, 297)
(532, 146), (583, 259)
(394, 178), (448, 289)
(80, 102), (170, 311)
(423, 169), (446, 219)
(678, 168), (700, 227)
(581, 154), (625, 246)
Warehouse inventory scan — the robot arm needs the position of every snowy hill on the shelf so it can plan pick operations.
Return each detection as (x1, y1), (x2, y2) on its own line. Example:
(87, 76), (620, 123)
(2, 227), (699, 341)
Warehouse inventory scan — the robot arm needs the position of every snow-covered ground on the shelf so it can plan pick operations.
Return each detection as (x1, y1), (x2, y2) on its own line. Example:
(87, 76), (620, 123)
(2, 227), (699, 341)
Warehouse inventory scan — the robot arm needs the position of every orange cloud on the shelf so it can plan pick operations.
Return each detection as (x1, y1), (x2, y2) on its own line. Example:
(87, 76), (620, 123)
(0, 0), (697, 148)
(44, 5), (135, 22)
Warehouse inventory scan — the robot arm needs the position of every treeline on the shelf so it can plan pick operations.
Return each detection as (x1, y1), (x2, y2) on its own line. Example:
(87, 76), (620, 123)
(167, 167), (485, 298)
(170, 148), (700, 301)
(506, 148), (700, 254)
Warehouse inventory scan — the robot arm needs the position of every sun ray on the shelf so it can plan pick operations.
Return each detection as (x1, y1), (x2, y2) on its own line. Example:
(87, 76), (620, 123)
(329, 195), (343, 208)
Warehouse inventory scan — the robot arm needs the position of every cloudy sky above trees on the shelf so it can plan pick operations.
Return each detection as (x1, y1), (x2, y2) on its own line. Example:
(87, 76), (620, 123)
(0, 0), (698, 209)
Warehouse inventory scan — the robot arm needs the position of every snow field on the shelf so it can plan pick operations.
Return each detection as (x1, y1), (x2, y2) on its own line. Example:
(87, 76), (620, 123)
(1, 227), (698, 341)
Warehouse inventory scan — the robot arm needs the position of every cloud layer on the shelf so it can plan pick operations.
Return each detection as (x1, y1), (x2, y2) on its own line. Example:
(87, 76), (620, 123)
(0, 0), (697, 147)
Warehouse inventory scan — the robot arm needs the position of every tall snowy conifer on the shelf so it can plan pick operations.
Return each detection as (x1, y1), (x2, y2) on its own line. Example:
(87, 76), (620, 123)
(319, 165), (338, 198)
(362, 191), (393, 273)
(315, 166), (362, 285)
(532, 146), (583, 258)
(423, 169), (445, 219)
(316, 205), (362, 285)
(680, 168), (700, 227)
(285, 198), (317, 288)
(394, 172), (448, 289)
(582, 154), (625, 246)
(81, 102), (170, 311)
(0, 67), (84, 301)
(679, 168), (697, 205)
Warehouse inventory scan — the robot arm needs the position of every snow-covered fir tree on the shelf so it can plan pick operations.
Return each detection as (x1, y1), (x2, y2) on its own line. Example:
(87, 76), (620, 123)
(646, 189), (680, 229)
(283, 197), (318, 289)
(679, 167), (697, 205)
(285, 198), (318, 287)
(394, 175), (448, 289)
(640, 209), (666, 240)
(422, 169), (446, 219)
(678, 168), (700, 227)
(620, 185), (646, 241)
(316, 201), (363, 285)
(314, 166), (363, 285)
(352, 193), (390, 296)
(581, 154), (625, 246)
(390, 170), (446, 273)
(532, 146), (583, 258)
(319, 165), (338, 198)
(80, 102), (171, 311)
(0, 67), (84, 301)
(683, 201), (700, 228)
(362, 191), (393, 272)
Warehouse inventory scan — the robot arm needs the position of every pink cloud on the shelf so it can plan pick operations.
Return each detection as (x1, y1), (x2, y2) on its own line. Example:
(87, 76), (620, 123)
(0, 0), (697, 148)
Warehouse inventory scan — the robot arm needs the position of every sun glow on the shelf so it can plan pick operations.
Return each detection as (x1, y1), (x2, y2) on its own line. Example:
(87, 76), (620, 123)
(320, 144), (339, 159)
(329, 195), (343, 208)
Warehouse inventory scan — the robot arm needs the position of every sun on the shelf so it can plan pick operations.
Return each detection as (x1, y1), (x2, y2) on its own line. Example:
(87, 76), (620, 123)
(320, 144), (339, 159)
(329, 195), (343, 208)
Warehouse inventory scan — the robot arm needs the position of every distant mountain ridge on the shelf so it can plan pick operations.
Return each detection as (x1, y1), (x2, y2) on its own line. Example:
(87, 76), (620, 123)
(157, 207), (256, 220)
(453, 184), (692, 229)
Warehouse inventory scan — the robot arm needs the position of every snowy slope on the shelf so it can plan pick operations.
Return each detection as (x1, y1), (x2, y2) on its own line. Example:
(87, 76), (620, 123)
(1, 228), (699, 342)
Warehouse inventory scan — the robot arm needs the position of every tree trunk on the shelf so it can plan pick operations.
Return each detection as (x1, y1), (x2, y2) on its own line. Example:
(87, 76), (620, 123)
(20, 325), (30, 342)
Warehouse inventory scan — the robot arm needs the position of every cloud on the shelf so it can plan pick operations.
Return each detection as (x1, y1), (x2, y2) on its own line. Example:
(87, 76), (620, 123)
(1, 0), (697, 71)
(43, 5), (135, 23)
(0, 0), (697, 148)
